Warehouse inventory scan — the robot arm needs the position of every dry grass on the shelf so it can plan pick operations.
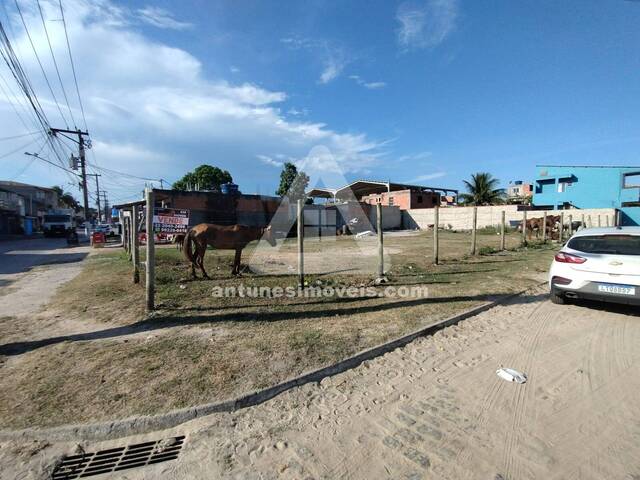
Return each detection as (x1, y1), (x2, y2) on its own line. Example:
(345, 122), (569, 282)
(0, 230), (556, 428)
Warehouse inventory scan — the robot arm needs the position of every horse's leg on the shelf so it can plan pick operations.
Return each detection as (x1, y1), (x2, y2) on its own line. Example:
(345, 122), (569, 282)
(190, 243), (198, 279)
(232, 248), (242, 275)
(198, 242), (210, 279)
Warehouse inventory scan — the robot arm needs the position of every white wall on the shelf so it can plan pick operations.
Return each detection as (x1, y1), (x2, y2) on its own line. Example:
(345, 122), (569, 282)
(402, 206), (617, 231)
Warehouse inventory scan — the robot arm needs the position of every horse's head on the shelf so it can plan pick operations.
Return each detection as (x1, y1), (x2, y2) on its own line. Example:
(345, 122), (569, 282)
(262, 225), (277, 247)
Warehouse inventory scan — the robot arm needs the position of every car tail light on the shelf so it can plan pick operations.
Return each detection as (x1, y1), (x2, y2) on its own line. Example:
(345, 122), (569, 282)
(552, 276), (572, 285)
(554, 252), (586, 264)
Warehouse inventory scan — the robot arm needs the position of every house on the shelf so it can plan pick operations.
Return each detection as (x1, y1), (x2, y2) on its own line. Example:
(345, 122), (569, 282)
(307, 180), (458, 211)
(361, 190), (440, 210)
(0, 187), (26, 235)
(0, 181), (59, 232)
(532, 165), (640, 225)
(506, 180), (533, 204)
(114, 189), (282, 229)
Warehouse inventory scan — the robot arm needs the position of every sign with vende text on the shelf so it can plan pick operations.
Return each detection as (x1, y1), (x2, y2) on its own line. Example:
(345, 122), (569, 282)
(152, 208), (190, 234)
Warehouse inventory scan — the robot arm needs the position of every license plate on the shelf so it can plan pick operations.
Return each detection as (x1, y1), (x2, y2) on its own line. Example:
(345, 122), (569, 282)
(597, 283), (636, 295)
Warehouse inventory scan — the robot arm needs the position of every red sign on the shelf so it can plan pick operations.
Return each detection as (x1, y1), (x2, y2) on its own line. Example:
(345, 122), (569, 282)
(92, 232), (106, 247)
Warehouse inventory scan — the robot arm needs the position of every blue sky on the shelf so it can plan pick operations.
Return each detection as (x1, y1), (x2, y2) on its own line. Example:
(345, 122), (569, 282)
(1, 0), (640, 203)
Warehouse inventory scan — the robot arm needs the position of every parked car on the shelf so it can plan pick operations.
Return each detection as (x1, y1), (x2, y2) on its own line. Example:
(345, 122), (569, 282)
(549, 227), (640, 306)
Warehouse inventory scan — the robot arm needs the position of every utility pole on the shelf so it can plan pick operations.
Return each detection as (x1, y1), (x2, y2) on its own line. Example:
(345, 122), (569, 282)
(87, 173), (102, 222)
(100, 191), (109, 221)
(50, 128), (90, 221)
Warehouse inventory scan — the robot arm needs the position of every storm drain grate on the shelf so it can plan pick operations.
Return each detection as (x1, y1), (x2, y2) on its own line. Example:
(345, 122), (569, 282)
(51, 435), (185, 479)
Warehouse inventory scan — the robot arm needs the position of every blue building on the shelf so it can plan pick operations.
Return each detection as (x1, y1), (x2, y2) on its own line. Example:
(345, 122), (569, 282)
(532, 165), (640, 226)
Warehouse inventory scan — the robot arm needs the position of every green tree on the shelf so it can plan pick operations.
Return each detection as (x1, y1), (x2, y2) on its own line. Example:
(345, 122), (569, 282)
(51, 185), (80, 211)
(458, 172), (505, 206)
(276, 162), (310, 201)
(172, 165), (233, 191)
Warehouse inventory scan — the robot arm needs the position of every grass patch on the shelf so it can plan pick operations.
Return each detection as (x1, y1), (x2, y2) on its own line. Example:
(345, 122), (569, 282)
(0, 231), (557, 428)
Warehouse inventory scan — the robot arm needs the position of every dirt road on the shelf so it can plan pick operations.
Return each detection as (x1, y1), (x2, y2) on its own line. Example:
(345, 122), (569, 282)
(2, 287), (640, 479)
(0, 238), (89, 317)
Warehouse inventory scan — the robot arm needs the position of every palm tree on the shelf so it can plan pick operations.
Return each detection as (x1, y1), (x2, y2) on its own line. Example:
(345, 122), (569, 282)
(458, 172), (505, 205)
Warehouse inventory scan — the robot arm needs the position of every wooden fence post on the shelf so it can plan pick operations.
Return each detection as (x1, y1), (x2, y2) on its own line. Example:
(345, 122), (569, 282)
(145, 189), (155, 312)
(500, 210), (506, 251)
(119, 211), (125, 247)
(377, 203), (384, 277)
(559, 212), (565, 242)
(605, 215), (610, 227)
(433, 203), (439, 264)
(131, 204), (140, 284)
(597, 215), (601, 227)
(521, 209), (527, 246)
(297, 199), (304, 288)
(542, 211), (547, 242)
(126, 216), (132, 259)
(123, 216), (129, 254)
(470, 206), (477, 255)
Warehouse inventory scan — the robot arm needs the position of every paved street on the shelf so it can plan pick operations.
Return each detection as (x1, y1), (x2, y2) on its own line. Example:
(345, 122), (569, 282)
(0, 237), (90, 317)
(3, 288), (639, 480)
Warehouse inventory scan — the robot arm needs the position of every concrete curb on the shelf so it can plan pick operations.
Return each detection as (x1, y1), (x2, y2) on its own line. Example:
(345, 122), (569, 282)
(0, 282), (547, 443)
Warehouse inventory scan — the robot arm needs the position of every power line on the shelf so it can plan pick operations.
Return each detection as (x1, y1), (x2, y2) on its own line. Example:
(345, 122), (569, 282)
(24, 149), (79, 177)
(58, 0), (86, 130)
(10, 135), (47, 179)
(0, 130), (40, 141)
(0, 135), (42, 160)
(0, 20), (72, 177)
(13, 0), (68, 128)
(87, 163), (163, 182)
(36, 0), (75, 127)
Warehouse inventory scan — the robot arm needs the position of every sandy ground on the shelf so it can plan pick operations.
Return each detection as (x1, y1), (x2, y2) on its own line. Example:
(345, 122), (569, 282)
(3, 286), (639, 480)
(0, 238), (90, 318)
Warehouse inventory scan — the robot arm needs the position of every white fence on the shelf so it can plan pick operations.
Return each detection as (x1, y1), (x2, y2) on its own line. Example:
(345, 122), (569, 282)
(402, 205), (617, 231)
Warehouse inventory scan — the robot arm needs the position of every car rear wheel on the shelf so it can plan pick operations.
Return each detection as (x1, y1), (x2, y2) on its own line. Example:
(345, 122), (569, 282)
(550, 288), (567, 305)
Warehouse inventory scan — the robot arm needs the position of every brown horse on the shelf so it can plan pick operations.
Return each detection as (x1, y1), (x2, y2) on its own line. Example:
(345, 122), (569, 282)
(173, 233), (185, 251)
(522, 215), (561, 240)
(183, 223), (276, 278)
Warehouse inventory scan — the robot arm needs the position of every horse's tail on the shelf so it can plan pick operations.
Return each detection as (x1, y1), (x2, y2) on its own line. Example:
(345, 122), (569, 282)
(183, 230), (196, 264)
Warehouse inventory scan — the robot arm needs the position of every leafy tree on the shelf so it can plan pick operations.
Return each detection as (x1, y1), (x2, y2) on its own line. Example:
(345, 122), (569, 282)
(276, 162), (310, 201)
(51, 185), (80, 211)
(172, 165), (233, 191)
(458, 172), (505, 206)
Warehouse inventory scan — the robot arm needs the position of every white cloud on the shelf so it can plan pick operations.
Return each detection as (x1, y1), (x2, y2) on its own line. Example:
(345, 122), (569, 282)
(319, 57), (343, 84)
(403, 172), (447, 183)
(364, 81), (386, 89)
(256, 154), (283, 168)
(349, 75), (386, 90)
(287, 107), (308, 116)
(281, 36), (349, 84)
(1, 0), (382, 198)
(136, 6), (192, 30)
(396, 0), (458, 50)
(397, 151), (433, 162)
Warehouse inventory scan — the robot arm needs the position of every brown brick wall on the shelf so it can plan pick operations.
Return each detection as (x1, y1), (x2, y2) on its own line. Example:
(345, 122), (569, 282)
(361, 189), (439, 210)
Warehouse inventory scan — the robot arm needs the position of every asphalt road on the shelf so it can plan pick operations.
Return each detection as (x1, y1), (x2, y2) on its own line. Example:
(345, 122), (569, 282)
(0, 237), (90, 317)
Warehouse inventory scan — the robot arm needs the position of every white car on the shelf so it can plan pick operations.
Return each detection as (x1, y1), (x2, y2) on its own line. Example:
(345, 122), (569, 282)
(549, 227), (640, 306)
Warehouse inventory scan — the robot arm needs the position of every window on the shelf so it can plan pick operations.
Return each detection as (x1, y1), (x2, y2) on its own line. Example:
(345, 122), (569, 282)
(557, 182), (568, 193)
(388, 197), (394, 206)
(417, 195), (423, 203)
(567, 235), (640, 256)
(623, 172), (640, 188)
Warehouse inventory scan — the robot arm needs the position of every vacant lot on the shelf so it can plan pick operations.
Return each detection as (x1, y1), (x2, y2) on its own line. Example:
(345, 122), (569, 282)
(0, 230), (556, 429)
